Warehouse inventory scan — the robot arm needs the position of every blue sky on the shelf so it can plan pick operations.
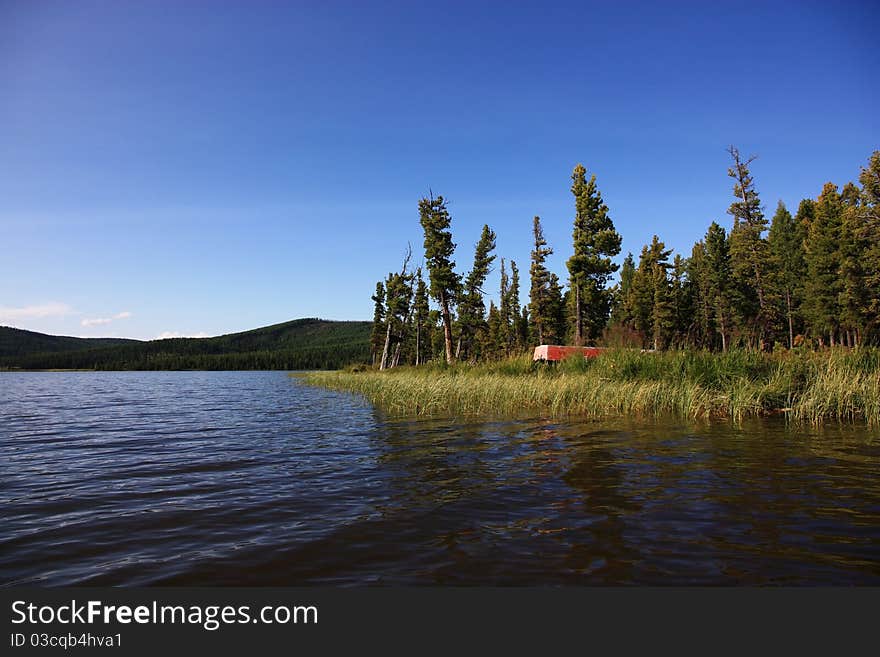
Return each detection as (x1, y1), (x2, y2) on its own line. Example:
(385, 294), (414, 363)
(1, 0), (877, 340)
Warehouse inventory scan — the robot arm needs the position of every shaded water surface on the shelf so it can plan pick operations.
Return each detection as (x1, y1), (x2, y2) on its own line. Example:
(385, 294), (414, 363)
(1, 371), (878, 585)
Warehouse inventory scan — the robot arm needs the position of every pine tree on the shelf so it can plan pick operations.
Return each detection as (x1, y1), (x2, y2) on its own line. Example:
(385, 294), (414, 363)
(651, 262), (674, 350)
(726, 146), (772, 349)
(380, 248), (414, 370)
(859, 151), (880, 342)
(795, 198), (815, 232)
(528, 216), (555, 344)
(498, 258), (511, 353)
(419, 194), (461, 364)
(485, 301), (503, 360)
(614, 252), (636, 324)
(704, 222), (733, 351)
(546, 273), (567, 345)
(566, 164), (622, 344)
(838, 185), (867, 347)
(369, 281), (386, 366)
(630, 236), (671, 348)
(670, 254), (691, 348)
(457, 224), (497, 360)
(412, 268), (430, 365)
(804, 183), (844, 346)
(506, 260), (522, 353)
(767, 201), (806, 349)
(687, 242), (715, 349)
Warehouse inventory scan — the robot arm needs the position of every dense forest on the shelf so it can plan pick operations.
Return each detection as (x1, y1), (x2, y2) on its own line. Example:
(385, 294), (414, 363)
(0, 326), (138, 358)
(0, 319), (370, 370)
(370, 148), (880, 368)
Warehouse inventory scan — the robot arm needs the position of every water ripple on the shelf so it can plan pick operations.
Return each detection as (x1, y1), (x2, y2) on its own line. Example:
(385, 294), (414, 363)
(1, 371), (878, 585)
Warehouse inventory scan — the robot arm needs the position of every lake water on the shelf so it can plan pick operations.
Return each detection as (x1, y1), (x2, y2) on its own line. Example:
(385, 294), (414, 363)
(1, 371), (878, 585)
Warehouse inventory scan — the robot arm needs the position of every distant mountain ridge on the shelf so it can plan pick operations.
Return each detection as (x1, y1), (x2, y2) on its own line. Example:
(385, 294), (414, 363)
(0, 318), (370, 370)
(0, 326), (139, 358)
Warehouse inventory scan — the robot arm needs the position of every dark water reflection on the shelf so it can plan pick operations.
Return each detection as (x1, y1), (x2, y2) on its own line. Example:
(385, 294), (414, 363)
(1, 371), (878, 585)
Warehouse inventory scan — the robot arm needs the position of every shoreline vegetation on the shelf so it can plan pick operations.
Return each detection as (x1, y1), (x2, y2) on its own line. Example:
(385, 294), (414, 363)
(299, 348), (880, 426)
(331, 149), (880, 427)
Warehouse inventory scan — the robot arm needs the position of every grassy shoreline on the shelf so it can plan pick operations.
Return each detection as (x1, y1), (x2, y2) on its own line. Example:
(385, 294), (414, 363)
(298, 349), (880, 426)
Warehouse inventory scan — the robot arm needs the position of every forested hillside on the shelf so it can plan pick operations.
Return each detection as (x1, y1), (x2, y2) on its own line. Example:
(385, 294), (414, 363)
(0, 326), (139, 358)
(0, 319), (370, 370)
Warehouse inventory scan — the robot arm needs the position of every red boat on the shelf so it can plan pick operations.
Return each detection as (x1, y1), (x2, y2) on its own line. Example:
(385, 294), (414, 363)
(533, 345), (606, 361)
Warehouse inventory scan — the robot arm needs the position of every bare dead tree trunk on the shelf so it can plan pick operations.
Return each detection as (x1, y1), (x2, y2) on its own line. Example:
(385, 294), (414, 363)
(379, 321), (392, 371)
(439, 290), (455, 364)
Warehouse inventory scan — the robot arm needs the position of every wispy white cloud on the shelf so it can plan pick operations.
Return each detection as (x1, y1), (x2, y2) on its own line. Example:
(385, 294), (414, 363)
(155, 331), (210, 340)
(81, 311), (133, 328)
(0, 302), (74, 323)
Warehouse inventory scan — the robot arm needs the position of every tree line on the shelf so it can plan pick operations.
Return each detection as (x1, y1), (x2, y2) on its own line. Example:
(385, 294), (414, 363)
(370, 148), (880, 367)
(2, 319), (371, 370)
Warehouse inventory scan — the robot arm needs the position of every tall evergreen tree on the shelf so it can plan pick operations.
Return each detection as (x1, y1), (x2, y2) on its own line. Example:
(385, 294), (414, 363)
(369, 281), (386, 366)
(651, 262), (674, 350)
(379, 248), (413, 370)
(616, 252), (636, 323)
(804, 183), (844, 346)
(529, 216), (555, 344)
(687, 242), (715, 349)
(795, 198), (815, 232)
(838, 186), (867, 346)
(566, 164), (622, 344)
(498, 258), (511, 352)
(419, 194), (461, 364)
(630, 236), (671, 348)
(670, 254), (691, 347)
(546, 273), (567, 345)
(507, 260), (522, 353)
(859, 151), (880, 342)
(484, 301), (503, 360)
(767, 201), (806, 349)
(412, 268), (430, 365)
(726, 146), (772, 349)
(457, 224), (497, 360)
(704, 222), (733, 351)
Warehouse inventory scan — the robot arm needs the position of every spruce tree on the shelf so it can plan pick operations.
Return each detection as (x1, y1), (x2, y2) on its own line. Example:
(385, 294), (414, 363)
(630, 236), (671, 348)
(704, 222), (733, 351)
(839, 182), (869, 346)
(419, 194), (461, 364)
(767, 201), (806, 348)
(687, 242), (715, 349)
(651, 262), (674, 350)
(369, 281), (386, 366)
(566, 164), (622, 344)
(616, 252), (636, 324)
(380, 249), (414, 370)
(412, 268), (430, 365)
(457, 224), (497, 360)
(507, 260), (522, 353)
(804, 183), (844, 346)
(726, 146), (772, 349)
(670, 254), (691, 348)
(795, 198), (815, 232)
(859, 151), (880, 342)
(498, 258), (511, 353)
(485, 301), (502, 360)
(546, 273), (567, 345)
(529, 216), (555, 344)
